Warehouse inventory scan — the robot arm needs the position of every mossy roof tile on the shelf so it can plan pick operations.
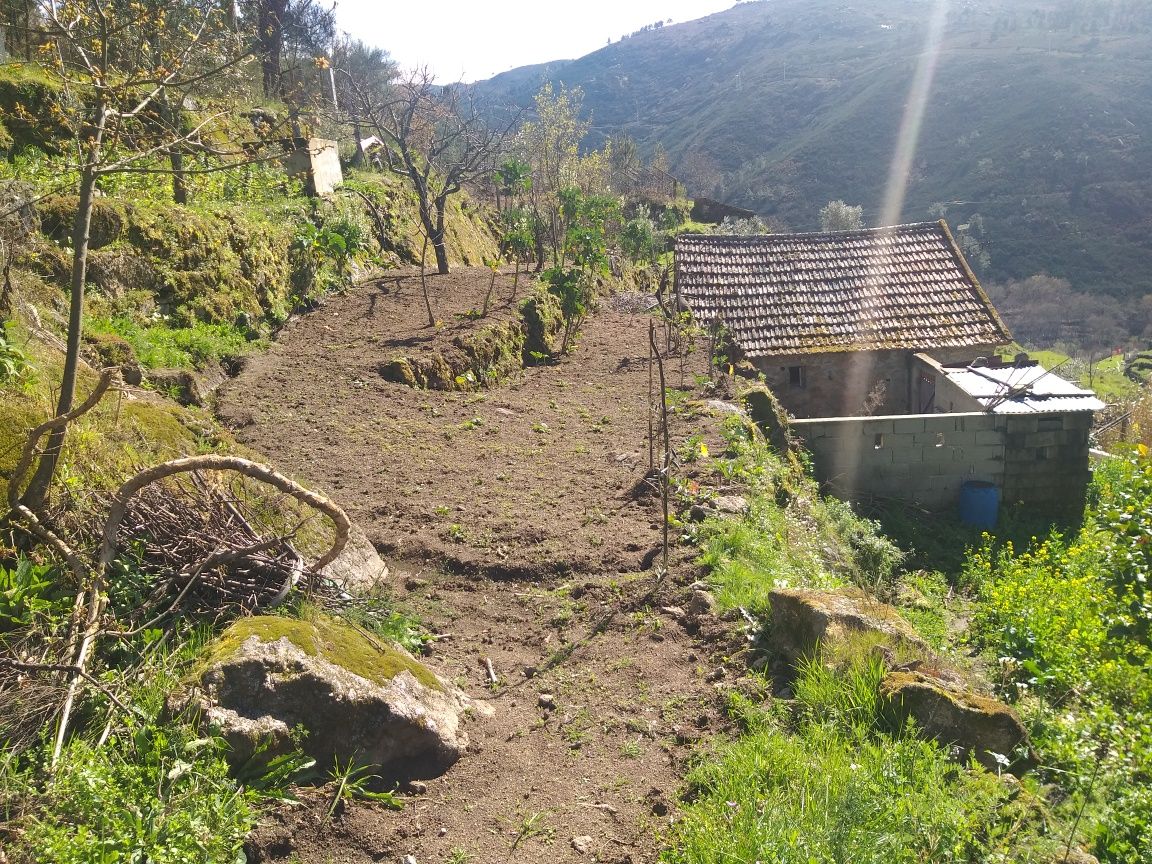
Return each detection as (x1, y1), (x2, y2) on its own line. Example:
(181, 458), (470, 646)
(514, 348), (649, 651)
(675, 220), (1011, 357)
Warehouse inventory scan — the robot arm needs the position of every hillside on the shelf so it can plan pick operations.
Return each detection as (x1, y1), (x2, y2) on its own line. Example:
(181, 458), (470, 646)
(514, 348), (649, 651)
(476, 0), (1152, 301)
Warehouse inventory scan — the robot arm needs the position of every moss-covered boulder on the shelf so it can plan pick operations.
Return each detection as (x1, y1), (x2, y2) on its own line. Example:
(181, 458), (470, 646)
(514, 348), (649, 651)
(39, 195), (124, 250)
(879, 671), (1030, 771)
(0, 66), (69, 151)
(83, 331), (142, 385)
(379, 317), (528, 391)
(768, 588), (927, 664)
(191, 614), (472, 779)
(520, 288), (563, 362)
(379, 356), (418, 387)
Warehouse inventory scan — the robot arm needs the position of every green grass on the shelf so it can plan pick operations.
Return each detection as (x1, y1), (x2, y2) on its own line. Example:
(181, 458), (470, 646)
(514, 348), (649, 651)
(695, 414), (903, 613)
(5, 630), (260, 864)
(665, 660), (1062, 864)
(88, 316), (261, 371)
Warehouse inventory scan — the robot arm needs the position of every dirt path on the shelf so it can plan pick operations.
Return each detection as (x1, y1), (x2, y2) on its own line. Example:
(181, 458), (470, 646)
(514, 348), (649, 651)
(218, 270), (743, 864)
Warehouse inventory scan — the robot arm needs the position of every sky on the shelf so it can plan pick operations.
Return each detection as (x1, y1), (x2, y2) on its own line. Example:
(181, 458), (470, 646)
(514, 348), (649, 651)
(334, 0), (737, 83)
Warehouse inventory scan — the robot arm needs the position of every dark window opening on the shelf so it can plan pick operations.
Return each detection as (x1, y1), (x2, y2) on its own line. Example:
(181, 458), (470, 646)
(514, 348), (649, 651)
(788, 365), (806, 389)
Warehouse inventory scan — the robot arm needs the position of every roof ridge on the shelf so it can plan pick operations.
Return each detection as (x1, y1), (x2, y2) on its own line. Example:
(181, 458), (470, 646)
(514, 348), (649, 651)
(676, 221), (945, 243)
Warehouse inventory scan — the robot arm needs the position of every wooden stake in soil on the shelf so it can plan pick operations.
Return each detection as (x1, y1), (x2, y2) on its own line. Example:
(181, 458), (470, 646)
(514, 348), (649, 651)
(648, 324), (671, 572)
(648, 320), (655, 472)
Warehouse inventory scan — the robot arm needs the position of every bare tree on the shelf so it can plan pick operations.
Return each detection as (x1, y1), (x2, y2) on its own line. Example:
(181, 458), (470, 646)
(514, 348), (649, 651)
(353, 68), (518, 276)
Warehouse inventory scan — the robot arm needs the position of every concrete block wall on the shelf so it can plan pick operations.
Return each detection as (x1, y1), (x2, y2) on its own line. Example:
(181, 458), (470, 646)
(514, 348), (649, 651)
(793, 411), (1093, 513)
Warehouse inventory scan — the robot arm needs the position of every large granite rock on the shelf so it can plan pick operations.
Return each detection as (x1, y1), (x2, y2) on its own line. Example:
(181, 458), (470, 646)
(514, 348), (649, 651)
(192, 614), (470, 779)
(880, 671), (1030, 771)
(768, 588), (927, 662)
(320, 522), (389, 591)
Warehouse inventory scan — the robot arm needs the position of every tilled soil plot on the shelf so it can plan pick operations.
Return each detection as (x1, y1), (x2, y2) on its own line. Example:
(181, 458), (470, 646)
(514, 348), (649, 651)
(219, 269), (748, 864)
(217, 268), (713, 578)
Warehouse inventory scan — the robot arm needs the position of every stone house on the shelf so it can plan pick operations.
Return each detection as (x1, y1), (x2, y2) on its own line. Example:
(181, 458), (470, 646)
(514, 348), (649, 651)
(675, 221), (1107, 516)
(674, 221), (1012, 419)
(793, 354), (1104, 514)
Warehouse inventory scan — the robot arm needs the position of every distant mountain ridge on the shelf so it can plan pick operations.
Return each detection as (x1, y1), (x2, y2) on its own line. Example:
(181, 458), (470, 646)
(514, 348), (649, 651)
(475, 0), (1152, 302)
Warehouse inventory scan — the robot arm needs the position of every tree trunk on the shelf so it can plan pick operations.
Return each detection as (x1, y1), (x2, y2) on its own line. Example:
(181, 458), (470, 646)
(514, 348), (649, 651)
(21, 162), (98, 511)
(160, 100), (188, 205)
(430, 199), (450, 275)
(258, 0), (287, 98)
(431, 231), (450, 275)
(170, 149), (188, 205)
(419, 236), (435, 328)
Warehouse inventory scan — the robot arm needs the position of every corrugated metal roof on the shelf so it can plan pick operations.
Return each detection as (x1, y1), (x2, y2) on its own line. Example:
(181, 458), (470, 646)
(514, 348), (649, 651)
(674, 221), (1011, 357)
(942, 362), (1106, 414)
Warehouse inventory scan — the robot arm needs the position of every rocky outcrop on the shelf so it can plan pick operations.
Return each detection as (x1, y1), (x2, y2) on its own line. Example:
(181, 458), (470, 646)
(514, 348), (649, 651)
(768, 588), (927, 662)
(879, 671), (1030, 771)
(190, 614), (471, 779)
(320, 522), (389, 591)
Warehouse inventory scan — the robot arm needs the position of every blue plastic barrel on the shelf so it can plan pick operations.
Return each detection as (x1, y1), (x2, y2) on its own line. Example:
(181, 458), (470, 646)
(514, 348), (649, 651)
(959, 480), (1000, 529)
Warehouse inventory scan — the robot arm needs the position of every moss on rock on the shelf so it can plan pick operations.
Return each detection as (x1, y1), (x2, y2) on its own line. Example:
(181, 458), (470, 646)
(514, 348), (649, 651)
(207, 613), (442, 692)
(520, 288), (564, 362)
(379, 356), (418, 387)
(381, 316), (527, 392)
(83, 331), (142, 385)
(39, 195), (125, 250)
(879, 670), (1030, 771)
(742, 384), (793, 457)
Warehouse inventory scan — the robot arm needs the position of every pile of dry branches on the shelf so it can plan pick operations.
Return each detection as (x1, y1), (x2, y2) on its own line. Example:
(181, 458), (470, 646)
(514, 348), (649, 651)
(1, 370), (352, 762)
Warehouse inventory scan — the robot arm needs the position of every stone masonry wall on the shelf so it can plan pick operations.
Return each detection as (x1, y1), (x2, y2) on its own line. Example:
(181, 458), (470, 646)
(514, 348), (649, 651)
(752, 346), (998, 419)
(792, 411), (1094, 514)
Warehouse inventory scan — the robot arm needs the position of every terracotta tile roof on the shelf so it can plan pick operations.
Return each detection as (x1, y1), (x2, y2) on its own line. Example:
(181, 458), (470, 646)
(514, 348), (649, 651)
(674, 221), (1011, 357)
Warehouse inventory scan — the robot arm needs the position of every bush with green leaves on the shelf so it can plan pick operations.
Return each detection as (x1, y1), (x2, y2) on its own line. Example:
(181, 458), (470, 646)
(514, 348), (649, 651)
(291, 206), (371, 300)
(24, 724), (256, 864)
(1093, 445), (1152, 645)
(620, 205), (658, 263)
(0, 324), (30, 384)
(965, 447), (1152, 862)
(0, 558), (71, 634)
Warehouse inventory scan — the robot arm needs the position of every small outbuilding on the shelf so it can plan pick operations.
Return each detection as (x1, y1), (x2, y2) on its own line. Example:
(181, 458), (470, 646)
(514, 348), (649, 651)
(675, 221), (1107, 518)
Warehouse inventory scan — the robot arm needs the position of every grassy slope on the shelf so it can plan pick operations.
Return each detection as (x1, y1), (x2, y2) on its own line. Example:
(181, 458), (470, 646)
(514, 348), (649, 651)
(476, 0), (1152, 300)
(668, 409), (1149, 863)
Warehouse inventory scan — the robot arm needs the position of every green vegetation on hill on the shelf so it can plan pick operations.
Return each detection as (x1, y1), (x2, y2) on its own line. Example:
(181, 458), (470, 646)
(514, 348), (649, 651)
(477, 0), (1152, 304)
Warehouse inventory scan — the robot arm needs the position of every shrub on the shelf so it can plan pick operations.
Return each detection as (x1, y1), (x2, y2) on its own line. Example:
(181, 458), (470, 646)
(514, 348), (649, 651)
(88, 317), (260, 370)
(0, 324), (30, 385)
(968, 531), (1114, 699)
(23, 724), (255, 864)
